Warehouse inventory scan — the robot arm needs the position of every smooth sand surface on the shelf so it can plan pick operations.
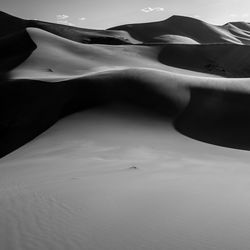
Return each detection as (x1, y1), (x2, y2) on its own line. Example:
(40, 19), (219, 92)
(1, 104), (250, 250)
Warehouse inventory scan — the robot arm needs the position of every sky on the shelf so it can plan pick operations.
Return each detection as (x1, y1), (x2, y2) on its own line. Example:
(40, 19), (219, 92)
(1, 0), (250, 29)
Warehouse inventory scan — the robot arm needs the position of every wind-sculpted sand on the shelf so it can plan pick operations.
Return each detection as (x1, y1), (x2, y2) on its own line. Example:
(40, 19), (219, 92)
(2, 10), (250, 250)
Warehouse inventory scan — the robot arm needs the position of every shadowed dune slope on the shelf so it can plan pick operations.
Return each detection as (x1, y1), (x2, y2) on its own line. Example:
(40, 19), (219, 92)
(2, 11), (250, 156)
(159, 43), (250, 77)
(0, 30), (36, 73)
(0, 11), (26, 37)
(0, 11), (36, 73)
(175, 87), (250, 150)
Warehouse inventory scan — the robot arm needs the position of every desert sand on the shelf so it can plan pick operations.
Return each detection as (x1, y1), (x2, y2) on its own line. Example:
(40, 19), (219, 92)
(1, 10), (250, 250)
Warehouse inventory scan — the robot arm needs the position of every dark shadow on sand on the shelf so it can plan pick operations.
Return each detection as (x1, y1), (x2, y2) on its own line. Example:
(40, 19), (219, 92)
(175, 87), (250, 150)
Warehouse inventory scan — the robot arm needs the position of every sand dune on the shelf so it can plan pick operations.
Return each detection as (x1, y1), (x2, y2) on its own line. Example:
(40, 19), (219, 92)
(12, 27), (221, 81)
(27, 19), (138, 45)
(2, 9), (250, 155)
(2, 10), (250, 250)
(110, 15), (243, 44)
(224, 21), (250, 33)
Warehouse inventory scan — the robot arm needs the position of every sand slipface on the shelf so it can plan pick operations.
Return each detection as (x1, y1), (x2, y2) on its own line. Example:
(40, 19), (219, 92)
(2, 10), (250, 250)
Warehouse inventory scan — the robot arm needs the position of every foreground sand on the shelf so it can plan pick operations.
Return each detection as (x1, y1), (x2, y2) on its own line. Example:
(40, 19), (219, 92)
(1, 104), (250, 250)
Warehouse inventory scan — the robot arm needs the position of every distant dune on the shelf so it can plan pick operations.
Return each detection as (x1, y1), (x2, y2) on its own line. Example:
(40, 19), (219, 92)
(109, 15), (243, 44)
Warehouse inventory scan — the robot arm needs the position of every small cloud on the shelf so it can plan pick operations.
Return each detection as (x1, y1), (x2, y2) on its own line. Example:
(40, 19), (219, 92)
(56, 14), (69, 20)
(141, 7), (164, 13)
(79, 17), (86, 21)
(55, 14), (74, 26)
(56, 20), (75, 26)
